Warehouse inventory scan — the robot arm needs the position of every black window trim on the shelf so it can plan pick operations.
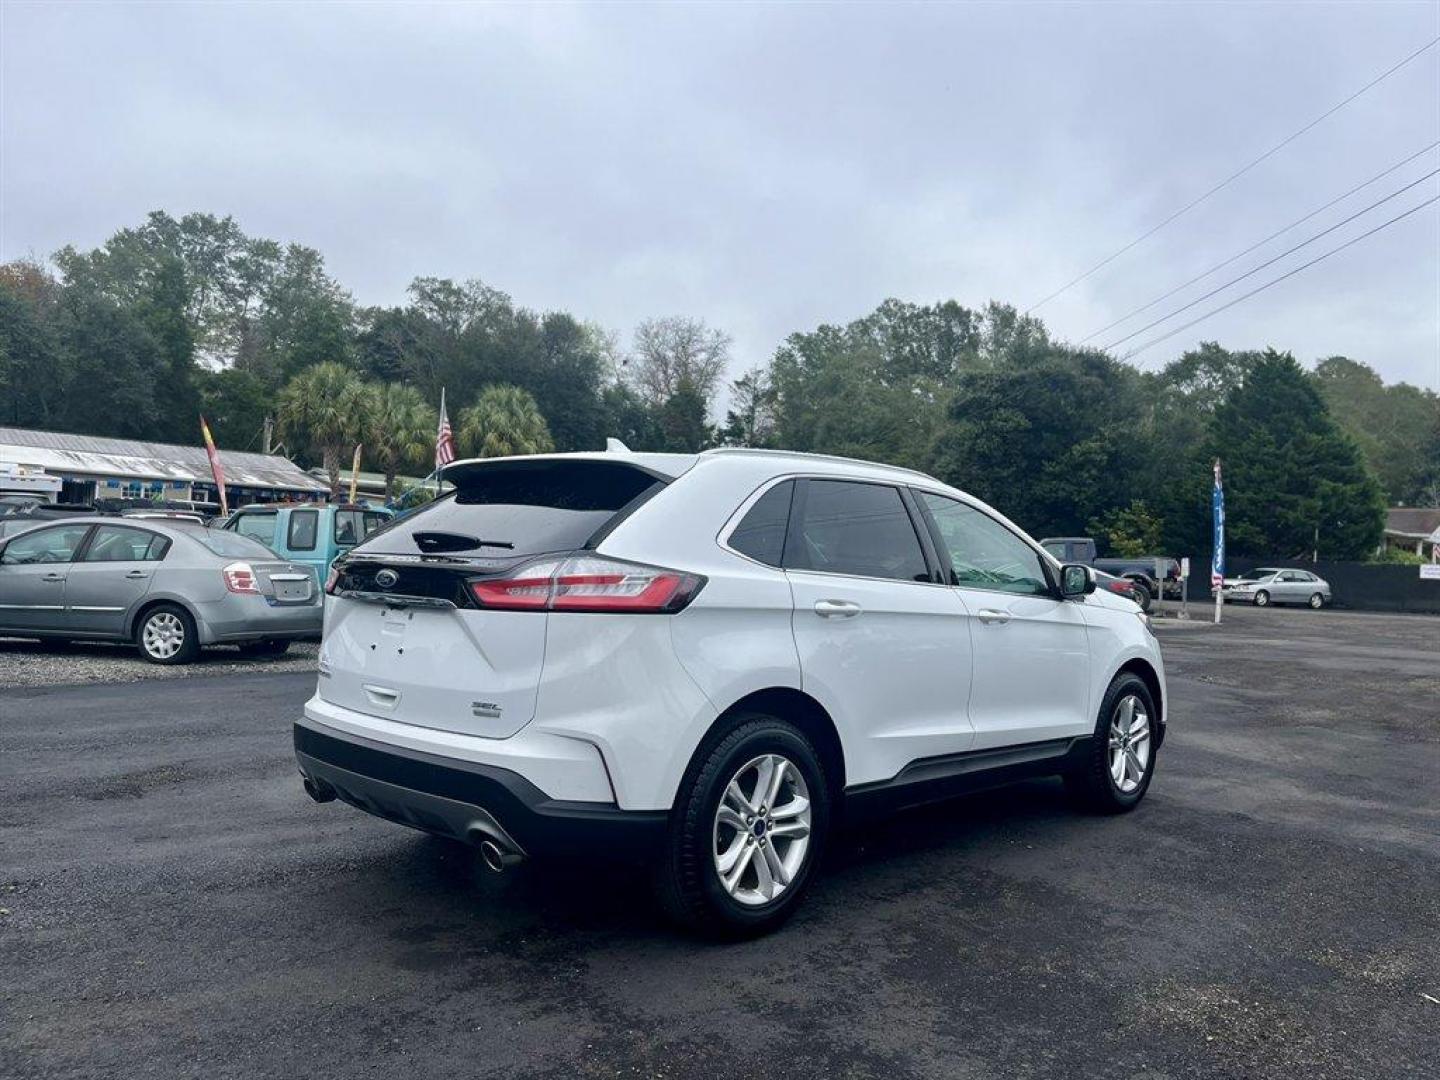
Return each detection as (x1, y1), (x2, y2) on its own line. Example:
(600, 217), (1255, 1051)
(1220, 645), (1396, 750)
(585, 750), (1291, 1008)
(910, 487), (1063, 599)
(287, 508), (319, 552)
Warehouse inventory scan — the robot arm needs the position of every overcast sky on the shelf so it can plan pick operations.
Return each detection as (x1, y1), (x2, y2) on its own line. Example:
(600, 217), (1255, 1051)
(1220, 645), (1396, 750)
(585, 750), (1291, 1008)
(2, 1), (1438, 393)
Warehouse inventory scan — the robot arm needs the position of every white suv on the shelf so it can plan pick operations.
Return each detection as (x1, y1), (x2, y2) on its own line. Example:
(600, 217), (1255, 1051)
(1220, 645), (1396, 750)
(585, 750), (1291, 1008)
(296, 447), (1165, 935)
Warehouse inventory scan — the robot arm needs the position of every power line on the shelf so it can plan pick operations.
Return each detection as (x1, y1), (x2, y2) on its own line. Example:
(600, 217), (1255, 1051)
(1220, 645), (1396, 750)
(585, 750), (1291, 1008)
(1025, 35), (1440, 314)
(1099, 166), (1440, 352)
(1117, 194), (1440, 362)
(1079, 140), (1440, 343)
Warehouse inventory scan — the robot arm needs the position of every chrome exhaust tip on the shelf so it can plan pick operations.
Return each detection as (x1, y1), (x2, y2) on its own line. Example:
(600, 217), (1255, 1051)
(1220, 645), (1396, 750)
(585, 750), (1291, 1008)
(303, 777), (336, 803)
(478, 838), (524, 873)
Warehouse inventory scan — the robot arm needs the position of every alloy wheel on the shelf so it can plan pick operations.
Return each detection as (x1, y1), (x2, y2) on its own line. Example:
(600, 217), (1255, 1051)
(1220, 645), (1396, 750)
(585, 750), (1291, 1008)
(712, 753), (812, 906)
(1310, 593), (1323, 609)
(143, 612), (185, 660)
(1108, 694), (1151, 794)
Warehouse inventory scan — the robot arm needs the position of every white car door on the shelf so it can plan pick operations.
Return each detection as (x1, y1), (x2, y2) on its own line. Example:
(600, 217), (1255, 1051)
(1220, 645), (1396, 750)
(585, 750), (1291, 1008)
(783, 478), (975, 786)
(913, 492), (1092, 751)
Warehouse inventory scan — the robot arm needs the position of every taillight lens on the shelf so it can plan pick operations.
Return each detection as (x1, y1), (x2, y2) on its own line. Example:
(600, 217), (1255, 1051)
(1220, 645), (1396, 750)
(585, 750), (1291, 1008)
(324, 566), (341, 595)
(223, 562), (259, 594)
(468, 555), (703, 614)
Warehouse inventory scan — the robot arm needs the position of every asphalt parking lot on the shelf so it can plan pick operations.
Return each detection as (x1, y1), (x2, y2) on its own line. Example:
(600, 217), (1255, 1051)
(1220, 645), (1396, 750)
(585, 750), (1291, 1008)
(3, 604), (1437, 1079)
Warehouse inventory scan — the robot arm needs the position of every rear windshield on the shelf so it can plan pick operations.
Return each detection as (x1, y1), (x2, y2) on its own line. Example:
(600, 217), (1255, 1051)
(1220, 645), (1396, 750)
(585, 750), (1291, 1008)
(357, 460), (663, 558)
(191, 529), (281, 559)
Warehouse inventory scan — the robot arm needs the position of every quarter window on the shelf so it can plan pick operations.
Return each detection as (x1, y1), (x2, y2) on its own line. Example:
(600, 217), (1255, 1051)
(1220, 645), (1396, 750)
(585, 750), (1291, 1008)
(789, 480), (929, 583)
(729, 481), (794, 567)
(918, 493), (1050, 596)
(1, 524), (92, 565)
(287, 510), (319, 551)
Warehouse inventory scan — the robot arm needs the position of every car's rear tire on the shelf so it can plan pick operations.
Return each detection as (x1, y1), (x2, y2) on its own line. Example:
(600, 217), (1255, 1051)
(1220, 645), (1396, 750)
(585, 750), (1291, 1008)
(1066, 672), (1157, 814)
(655, 714), (829, 938)
(239, 638), (291, 657)
(1130, 582), (1152, 612)
(1309, 593), (1324, 609)
(1253, 590), (1270, 607)
(135, 604), (199, 665)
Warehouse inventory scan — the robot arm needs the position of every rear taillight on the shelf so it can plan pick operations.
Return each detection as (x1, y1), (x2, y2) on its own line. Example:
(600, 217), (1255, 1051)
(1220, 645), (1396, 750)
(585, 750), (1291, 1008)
(223, 562), (259, 594)
(468, 555), (704, 614)
(324, 566), (341, 595)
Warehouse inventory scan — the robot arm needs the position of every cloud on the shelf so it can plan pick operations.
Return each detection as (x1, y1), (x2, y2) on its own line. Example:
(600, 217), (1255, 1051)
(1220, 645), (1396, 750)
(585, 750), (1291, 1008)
(2, 0), (1436, 390)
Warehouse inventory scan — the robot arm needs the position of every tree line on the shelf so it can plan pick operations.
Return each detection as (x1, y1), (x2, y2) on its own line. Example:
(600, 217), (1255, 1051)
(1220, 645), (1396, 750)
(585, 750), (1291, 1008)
(2, 210), (1436, 559)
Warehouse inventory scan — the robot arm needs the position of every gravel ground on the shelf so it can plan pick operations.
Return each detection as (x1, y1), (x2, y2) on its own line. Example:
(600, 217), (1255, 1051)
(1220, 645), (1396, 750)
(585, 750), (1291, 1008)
(0, 637), (317, 688)
(2, 604), (1437, 1079)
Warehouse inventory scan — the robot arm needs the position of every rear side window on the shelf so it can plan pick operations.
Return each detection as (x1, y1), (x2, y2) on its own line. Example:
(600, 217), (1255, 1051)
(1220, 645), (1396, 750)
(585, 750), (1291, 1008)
(82, 525), (169, 562)
(287, 510), (318, 551)
(359, 460), (664, 558)
(729, 481), (794, 567)
(788, 480), (929, 583)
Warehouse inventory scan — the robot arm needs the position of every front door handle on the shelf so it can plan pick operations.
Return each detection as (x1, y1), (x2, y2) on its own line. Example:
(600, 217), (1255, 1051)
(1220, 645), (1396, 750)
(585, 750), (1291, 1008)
(814, 599), (862, 618)
(977, 609), (1012, 625)
(125, 570), (150, 579)
(42, 573), (65, 582)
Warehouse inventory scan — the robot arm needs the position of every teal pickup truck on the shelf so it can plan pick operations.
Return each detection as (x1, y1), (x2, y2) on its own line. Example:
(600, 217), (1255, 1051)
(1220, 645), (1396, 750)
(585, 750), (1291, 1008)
(221, 503), (393, 587)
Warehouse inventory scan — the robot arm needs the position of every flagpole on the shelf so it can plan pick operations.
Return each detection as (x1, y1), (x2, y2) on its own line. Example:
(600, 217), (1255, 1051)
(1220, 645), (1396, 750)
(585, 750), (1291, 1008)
(1212, 459), (1225, 625)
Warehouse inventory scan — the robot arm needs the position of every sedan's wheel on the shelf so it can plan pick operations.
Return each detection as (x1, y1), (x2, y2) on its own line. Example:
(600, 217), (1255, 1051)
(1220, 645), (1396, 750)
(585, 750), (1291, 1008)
(1253, 590), (1270, 607)
(1309, 592), (1324, 609)
(136, 604), (199, 665)
(1067, 672), (1157, 813)
(657, 714), (828, 937)
(1130, 582), (1152, 612)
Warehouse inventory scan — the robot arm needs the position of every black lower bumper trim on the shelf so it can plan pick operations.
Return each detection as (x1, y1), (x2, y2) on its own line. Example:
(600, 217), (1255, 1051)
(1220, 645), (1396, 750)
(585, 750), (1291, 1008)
(294, 718), (667, 860)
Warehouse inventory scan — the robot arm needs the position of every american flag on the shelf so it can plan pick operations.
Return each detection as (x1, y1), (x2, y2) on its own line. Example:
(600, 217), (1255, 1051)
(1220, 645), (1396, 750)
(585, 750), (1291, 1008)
(435, 389), (455, 468)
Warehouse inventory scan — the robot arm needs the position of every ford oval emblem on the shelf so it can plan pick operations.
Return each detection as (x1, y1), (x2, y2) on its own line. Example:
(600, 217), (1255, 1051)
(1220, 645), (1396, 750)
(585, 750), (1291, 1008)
(374, 568), (399, 589)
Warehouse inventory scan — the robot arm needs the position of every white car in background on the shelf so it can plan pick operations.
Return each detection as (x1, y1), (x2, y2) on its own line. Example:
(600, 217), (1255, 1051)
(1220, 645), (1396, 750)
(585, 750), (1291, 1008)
(295, 447), (1166, 936)
(1222, 567), (1332, 608)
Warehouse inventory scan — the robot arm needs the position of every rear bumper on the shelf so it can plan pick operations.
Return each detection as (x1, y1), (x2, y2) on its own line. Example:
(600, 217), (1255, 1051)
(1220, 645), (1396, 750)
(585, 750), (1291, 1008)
(294, 716), (668, 860)
(197, 597), (323, 643)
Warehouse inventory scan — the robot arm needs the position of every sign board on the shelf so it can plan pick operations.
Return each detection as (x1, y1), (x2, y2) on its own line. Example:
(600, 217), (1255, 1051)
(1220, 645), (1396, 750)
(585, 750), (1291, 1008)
(1180, 557), (1190, 578)
(1421, 564), (1440, 581)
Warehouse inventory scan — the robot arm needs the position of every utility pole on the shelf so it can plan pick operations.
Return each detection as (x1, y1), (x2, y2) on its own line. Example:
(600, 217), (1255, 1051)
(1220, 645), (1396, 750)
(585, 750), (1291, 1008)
(262, 416), (274, 455)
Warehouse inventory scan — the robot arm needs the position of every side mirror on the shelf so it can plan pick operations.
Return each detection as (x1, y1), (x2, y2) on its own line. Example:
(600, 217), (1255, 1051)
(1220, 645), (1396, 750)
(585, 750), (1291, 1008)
(1060, 563), (1096, 598)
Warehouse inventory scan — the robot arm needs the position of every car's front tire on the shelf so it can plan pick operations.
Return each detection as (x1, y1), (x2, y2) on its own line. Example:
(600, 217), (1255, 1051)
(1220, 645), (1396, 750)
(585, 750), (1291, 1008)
(1066, 672), (1157, 814)
(136, 604), (200, 665)
(1309, 592), (1325, 609)
(655, 714), (829, 938)
(1253, 589), (1270, 607)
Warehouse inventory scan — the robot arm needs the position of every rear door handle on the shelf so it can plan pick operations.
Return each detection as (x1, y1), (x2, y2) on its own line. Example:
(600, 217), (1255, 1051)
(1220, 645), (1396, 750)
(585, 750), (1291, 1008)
(977, 609), (1012, 625)
(42, 573), (65, 582)
(814, 599), (862, 618)
(125, 570), (150, 579)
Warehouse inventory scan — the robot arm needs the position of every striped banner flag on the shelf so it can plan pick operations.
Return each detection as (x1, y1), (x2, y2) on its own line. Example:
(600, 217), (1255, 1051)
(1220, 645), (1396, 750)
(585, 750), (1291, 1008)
(199, 415), (228, 516)
(435, 388), (455, 469)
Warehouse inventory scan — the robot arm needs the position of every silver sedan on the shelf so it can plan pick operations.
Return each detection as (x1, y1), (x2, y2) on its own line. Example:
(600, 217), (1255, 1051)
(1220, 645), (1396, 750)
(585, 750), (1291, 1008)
(1221, 567), (1332, 609)
(0, 517), (321, 663)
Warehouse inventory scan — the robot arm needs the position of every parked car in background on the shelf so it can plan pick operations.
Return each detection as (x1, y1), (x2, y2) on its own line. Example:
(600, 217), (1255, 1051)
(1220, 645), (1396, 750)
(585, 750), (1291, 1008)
(0, 518), (321, 662)
(1221, 567), (1331, 608)
(1039, 537), (1181, 608)
(296, 447), (1166, 936)
(1094, 568), (1150, 611)
(220, 503), (393, 587)
(0, 503), (103, 538)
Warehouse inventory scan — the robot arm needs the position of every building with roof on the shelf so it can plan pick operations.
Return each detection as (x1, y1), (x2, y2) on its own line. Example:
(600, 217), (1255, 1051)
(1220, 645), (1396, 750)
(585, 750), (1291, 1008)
(1382, 507), (1440, 559)
(0, 426), (328, 506)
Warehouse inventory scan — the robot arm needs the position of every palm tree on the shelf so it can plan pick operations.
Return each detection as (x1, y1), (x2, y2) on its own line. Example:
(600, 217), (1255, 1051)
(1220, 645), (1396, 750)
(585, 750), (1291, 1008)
(276, 362), (371, 497)
(458, 384), (554, 458)
(367, 383), (436, 500)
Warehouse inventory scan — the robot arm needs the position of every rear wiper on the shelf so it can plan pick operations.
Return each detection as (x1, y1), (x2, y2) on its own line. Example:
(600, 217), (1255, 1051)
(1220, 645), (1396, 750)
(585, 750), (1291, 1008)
(413, 531), (514, 554)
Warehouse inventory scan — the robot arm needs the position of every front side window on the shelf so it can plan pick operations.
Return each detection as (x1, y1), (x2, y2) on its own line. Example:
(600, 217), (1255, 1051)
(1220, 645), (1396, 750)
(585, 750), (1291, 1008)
(918, 493), (1050, 596)
(82, 525), (168, 562)
(233, 512), (278, 545)
(287, 510), (319, 551)
(788, 480), (929, 583)
(1, 524), (92, 565)
(728, 481), (794, 567)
